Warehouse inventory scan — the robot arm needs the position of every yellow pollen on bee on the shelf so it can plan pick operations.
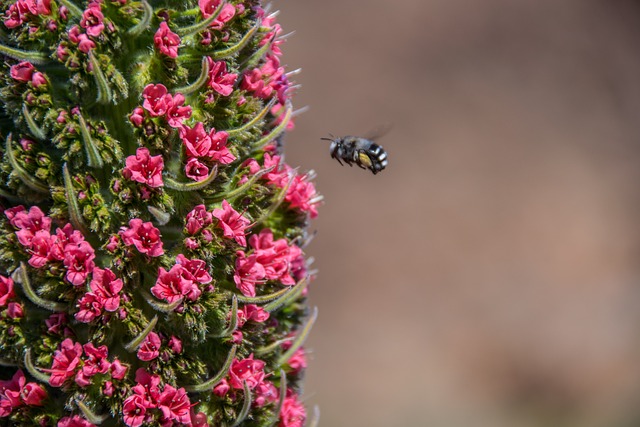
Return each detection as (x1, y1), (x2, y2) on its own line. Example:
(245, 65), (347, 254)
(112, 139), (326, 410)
(358, 152), (372, 167)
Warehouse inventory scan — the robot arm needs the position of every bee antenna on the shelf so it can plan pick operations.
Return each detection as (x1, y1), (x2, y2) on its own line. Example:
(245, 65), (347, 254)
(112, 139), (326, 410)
(320, 133), (335, 142)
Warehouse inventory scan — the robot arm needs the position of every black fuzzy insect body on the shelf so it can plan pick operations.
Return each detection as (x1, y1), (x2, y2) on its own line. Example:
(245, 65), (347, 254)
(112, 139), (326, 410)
(322, 135), (388, 175)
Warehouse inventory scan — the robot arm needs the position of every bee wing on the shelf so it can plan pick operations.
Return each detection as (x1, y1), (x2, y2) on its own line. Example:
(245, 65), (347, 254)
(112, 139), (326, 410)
(363, 123), (393, 141)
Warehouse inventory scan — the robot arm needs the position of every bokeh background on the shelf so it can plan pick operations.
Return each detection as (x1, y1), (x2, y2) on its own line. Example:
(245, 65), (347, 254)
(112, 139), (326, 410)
(276, 1), (640, 426)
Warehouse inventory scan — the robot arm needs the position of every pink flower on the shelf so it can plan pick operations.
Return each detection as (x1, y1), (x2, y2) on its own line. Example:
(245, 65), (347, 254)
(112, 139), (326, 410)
(239, 304), (270, 326)
(254, 380), (278, 407)
(166, 93), (192, 128)
(21, 381), (47, 406)
(228, 354), (266, 390)
(137, 331), (161, 361)
(180, 122), (211, 158)
(233, 251), (265, 297)
(207, 57), (237, 96)
(47, 339), (83, 387)
(154, 21), (180, 58)
(142, 84), (172, 117)
(77, 34), (96, 53)
(122, 393), (152, 427)
(157, 385), (192, 425)
(285, 174), (319, 219)
(9, 205), (51, 246)
(151, 263), (201, 303)
(63, 240), (96, 286)
(58, 415), (96, 427)
(4, 4), (24, 28)
(199, 0), (236, 29)
(45, 313), (68, 335)
(110, 359), (128, 380)
(283, 343), (307, 374)
(28, 230), (54, 268)
(184, 204), (212, 235)
(82, 343), (111, 378)
(129, 107), (145, 127)
(31, 71), (47, 88)
(185, 158), (209, 182)
(9, 62), (34, 82)
(120, 219), (164, 256)
(208, 129), (235, 164)
(122, 147), (164, 188)
(0, 275), (15, 307)
(212, 200), (250, 246)
(6, 302), (23, 319)
(80, 3), (104, 37)
(90, 268), (123, 312)
(250, 228), (295, 285)
(280, 391), (306, 427)
(176, 254), (212, 284)
(75, 292), (102, 323)
(212, 378), (230, 397)
(168, 336), (182, 354)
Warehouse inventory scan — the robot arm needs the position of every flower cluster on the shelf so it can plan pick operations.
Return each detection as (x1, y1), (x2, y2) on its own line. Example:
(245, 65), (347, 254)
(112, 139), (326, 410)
(46, 338), (127, 389)
(241, 53), (290, 105)
(122, 147), (164, 189)
(180, 122), (235, 181)
(75, 268), (124, 323)
(67, 1), (107, 54)
(136, 332), (182, 362)
(0, 370), (47, 417)
(245, 153), (320, 218)
(132, 84), (193, 129)
(154, 22), (180, 58)
(122, 369), (200, 427)
(214, 354), (278, 407)
(151, 254), (212, 305)
(231, 303), (270, 343)
(9, 61), (47, 88)
(199, 0), (236, 30)
(183, 201), (250, 250)
(0, 275), (23, 320)
(234, 228), (306, 297)
(3, 0), (52, 28)
(5, 206), (96, 286)
(118, 219), (164, 257)
(206, 57), (237, 97)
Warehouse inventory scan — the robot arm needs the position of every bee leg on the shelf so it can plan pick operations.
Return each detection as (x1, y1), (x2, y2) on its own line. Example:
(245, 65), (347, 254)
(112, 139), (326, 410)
(335, 157), (344, 166)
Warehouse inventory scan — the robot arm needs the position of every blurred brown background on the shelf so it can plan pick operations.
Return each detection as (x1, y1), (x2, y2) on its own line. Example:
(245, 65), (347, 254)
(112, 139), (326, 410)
(277, 1), (640, 426)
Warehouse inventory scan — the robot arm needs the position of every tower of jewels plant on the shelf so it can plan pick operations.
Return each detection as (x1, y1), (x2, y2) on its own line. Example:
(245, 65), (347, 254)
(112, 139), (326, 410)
(0, 0), (320, 425)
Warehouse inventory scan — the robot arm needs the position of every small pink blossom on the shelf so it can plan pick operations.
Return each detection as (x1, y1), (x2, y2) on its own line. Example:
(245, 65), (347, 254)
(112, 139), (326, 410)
(47, 339), (83, 387)
(120, 219), (164, 257)
(137, 331), (161, 361)
(168, 336), (182, 354)
(212, 200), (250, 246)
(45, 313), (68, 335)
(280, 391), (306, 427)
(129, 107), (145, 127)
(185, 158), (210, 182)
(21, 381), (46, 406)
(180, 122), (211, 158)
(77, 34), (96, 53)
(110, 359), (128, 380)
(30, 71), (47, 88)
(285, 174), (319, 219)
(58, 415), (96, 427)
(208, 129), (235, 164)
(185, 204), (213, 235)
(228, 354), (266, 390)
(212, 378), (230, 397)
(283, 342), (307, 374)
(238, 304), (270, 326)
(63, 240), (96, 286)
(176, 254), (212, 284)
(82, 343), (111, 378)
(90, 268), (123, 312)
(154, 21), (180, 58)
(151, 263), (201, 303)
(6, 302), (23, 319)
(166, 93), (192, 128)
(157, 385), (192, 425)
(207, 57), (237, 96)
(0, 275), (15, 307)
(199, 0), (236, 29)
(122, 393), (152, 427)
(142, 84), (172, 117)
(122, 147), (164, 188)
(75, 292), (102, 323)
(254, 380), (278, 407)
(9, 62), (34, 82)
(233, 251), (265, 297)
(80, 3), (104, 37)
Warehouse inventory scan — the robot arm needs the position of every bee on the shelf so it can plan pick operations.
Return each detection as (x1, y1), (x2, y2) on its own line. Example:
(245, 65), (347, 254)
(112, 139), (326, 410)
(321, 131), (389, 175)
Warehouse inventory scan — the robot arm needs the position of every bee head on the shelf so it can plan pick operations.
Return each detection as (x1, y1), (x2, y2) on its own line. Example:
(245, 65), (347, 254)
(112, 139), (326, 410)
(321, 135), (342, 158)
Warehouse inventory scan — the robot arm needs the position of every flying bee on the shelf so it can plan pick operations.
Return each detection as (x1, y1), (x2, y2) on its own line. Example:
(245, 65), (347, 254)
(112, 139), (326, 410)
(321, 129), (389, 175)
